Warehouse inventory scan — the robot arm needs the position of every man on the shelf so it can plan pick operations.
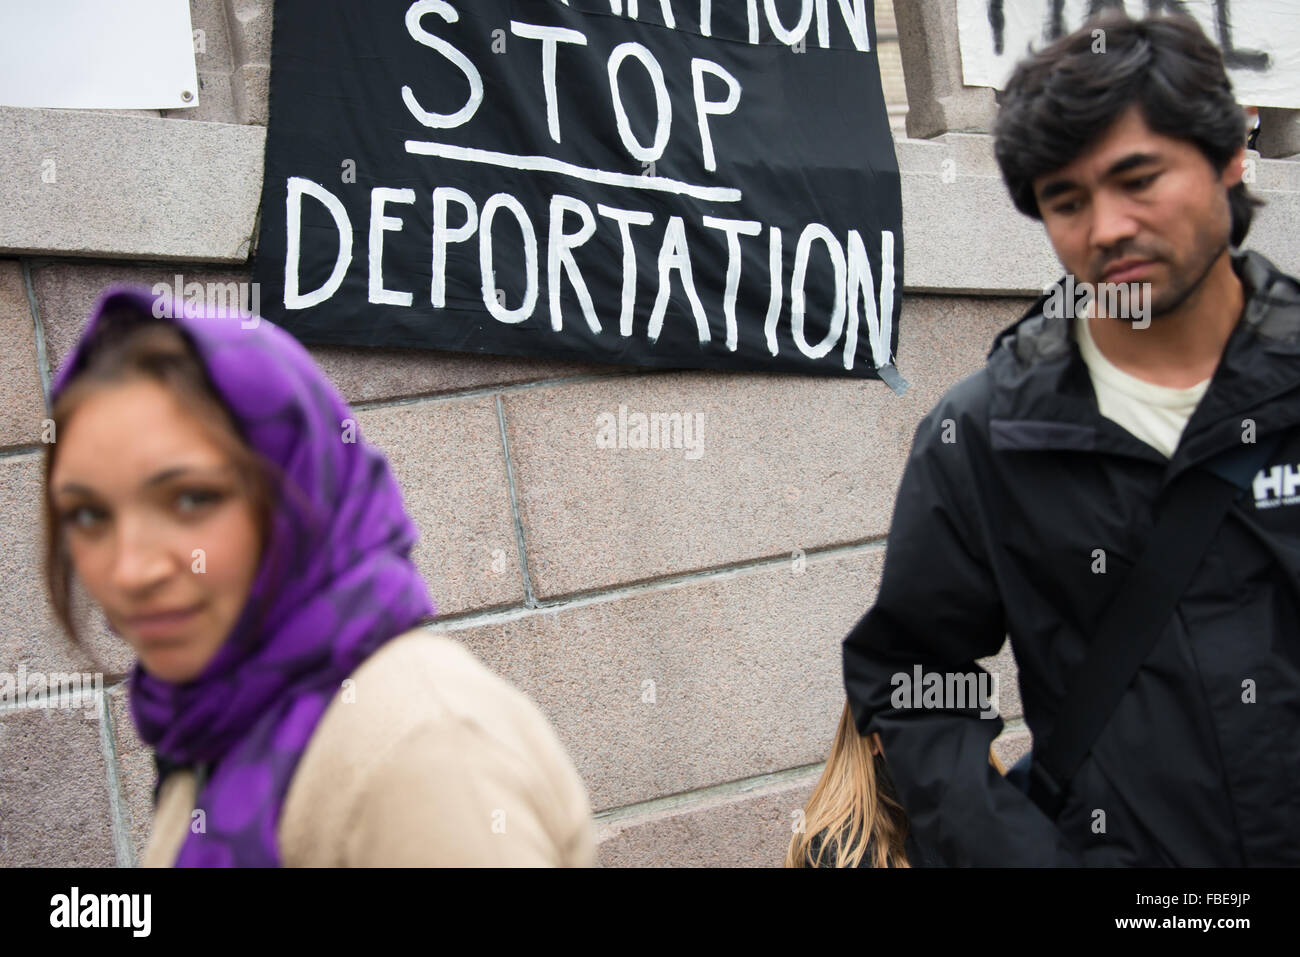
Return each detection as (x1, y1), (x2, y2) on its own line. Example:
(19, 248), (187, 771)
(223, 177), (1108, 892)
(841, 12), (1300, 866)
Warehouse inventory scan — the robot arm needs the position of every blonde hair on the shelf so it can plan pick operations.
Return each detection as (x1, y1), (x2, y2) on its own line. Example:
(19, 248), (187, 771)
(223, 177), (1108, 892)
(786, 701), (1007, 868)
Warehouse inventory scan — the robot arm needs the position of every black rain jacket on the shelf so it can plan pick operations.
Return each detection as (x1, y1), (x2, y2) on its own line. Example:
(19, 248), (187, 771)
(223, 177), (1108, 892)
(842, 248), (1300, 866)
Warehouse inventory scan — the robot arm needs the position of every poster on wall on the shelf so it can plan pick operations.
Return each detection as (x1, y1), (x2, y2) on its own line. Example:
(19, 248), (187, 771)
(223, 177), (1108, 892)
(251, 0), (904, 379)
(0, 0), (198, 110)
(957, 0), (1300, 109)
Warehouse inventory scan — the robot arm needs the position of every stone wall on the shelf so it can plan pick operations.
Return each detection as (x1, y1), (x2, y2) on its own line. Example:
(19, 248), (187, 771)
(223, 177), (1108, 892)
(1, 0), (1297, 867)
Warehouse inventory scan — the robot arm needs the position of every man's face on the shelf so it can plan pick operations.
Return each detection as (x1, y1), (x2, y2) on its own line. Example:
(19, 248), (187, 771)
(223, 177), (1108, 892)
(1032, 105), (1245, 319)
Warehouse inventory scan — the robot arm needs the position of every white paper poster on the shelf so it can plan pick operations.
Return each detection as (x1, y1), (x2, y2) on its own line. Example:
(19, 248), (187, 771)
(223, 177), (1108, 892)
(0, 0), (198, 109)
(957, 0), (1300, 108)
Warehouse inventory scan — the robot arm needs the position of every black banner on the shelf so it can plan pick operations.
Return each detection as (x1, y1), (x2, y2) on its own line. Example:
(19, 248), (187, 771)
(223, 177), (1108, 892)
(252, 0), (903, 377)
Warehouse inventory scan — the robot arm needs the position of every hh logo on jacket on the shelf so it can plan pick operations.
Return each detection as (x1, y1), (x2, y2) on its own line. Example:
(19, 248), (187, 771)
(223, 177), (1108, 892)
(1252, 463), (1300, 509)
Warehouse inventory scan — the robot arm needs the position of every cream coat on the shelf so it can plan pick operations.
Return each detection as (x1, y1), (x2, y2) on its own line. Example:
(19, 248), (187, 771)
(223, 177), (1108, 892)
(141, 630), (596, 867)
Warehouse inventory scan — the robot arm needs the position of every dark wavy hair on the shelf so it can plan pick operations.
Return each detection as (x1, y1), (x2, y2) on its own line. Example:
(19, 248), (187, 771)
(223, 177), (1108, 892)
(993, 11), (1265, 247)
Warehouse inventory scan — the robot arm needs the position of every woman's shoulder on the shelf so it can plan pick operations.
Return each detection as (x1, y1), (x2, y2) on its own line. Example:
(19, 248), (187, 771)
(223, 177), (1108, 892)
(351, 629), (521, 709)
(316, 629), (549, 744)
(278, 628), (595, 866)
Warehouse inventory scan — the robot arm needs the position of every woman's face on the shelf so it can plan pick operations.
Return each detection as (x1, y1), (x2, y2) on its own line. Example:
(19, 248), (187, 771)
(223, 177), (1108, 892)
(49, 378), (261, 683)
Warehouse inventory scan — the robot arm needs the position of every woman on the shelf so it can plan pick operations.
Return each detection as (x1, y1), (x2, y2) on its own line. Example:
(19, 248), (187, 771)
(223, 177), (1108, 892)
(786, 702), (1007, 867)
(44, 285), (595, 867)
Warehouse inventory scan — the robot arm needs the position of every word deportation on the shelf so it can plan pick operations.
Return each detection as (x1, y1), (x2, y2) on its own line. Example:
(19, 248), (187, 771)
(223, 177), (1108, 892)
(287, 179), (897, 370)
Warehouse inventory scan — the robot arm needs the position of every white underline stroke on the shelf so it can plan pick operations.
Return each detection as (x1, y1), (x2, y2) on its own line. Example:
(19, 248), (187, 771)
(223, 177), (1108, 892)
(405, 140), (743, 203)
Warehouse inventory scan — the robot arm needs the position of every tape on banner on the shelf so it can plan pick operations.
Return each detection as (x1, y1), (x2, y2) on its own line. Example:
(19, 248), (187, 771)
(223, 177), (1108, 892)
(876, 363), (909, 396)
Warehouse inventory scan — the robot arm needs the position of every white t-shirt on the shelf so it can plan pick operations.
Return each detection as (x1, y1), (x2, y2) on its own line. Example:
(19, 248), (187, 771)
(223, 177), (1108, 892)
(1075, 315), (1210, 458)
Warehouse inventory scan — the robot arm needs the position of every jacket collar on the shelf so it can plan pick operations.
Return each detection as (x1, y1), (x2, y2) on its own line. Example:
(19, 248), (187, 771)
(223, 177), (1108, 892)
(984, 248), (1300, 476)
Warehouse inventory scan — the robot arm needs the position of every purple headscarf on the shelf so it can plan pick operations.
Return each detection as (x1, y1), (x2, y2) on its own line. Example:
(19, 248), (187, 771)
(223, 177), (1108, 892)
(50, 285), (436, 866)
